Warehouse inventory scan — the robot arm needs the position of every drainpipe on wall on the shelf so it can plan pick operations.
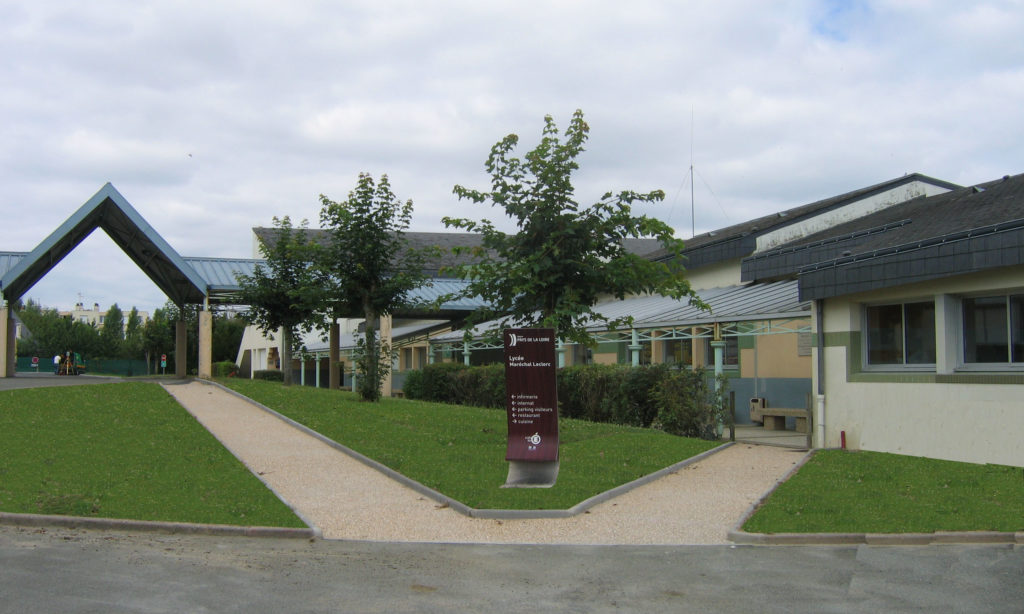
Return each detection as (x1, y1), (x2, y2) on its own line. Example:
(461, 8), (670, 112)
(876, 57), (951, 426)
(815, 300), (826, 448)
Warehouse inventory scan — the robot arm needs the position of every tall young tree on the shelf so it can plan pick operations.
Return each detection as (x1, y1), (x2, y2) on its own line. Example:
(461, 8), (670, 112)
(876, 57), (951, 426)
(318, 173), (426, 401)
(124, 307), (144, 360)
(100, 303), (124, 358)
(142, 308), (173, 374)
(235, 216), (320, 386)
(443, 109), (702, 345)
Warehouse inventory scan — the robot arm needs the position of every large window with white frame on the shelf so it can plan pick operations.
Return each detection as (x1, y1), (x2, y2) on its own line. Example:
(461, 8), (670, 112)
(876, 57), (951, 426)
(962, 293), (1024, 365)
(864, 301), (936, 367)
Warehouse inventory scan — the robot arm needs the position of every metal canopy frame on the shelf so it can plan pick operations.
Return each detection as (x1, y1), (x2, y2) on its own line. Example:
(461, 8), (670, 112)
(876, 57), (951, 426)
(1, 183), (208, 306)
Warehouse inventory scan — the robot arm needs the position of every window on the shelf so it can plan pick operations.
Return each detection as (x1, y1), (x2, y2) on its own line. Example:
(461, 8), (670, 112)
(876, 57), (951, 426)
(865, 301), (935, 366)
(963, 294), (1024, 364)
(663, 339), (693, 367)
(704, 337), (738, 367)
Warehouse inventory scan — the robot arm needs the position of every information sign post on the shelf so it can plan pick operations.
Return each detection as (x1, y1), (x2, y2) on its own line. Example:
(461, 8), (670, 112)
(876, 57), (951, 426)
(503, 328), (559, 487)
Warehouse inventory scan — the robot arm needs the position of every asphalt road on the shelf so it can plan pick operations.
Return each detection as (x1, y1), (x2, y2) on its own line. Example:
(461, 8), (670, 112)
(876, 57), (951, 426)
(1, 526), (1022, 613)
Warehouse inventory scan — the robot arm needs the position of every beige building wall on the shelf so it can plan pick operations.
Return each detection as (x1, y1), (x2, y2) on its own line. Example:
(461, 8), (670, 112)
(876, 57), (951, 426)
(818, 266), (1024, 467)
(683, 259), (743, 291)
(740, 331), (811, 379)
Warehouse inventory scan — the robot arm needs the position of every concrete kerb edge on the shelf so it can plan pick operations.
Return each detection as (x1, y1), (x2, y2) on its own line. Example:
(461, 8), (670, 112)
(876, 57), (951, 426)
(207, 380), (739, 520)
(0, 511), (319, 539)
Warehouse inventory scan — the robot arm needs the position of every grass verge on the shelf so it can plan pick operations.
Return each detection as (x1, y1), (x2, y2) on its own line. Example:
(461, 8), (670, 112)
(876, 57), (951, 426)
(0, 382), (306, 527)
(220, 378), (722, 510)
(743, 449), (1024, 534)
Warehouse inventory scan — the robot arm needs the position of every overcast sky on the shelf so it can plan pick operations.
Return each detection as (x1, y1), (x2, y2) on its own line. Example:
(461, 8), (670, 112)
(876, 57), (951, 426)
(2, 1), (1022, 314)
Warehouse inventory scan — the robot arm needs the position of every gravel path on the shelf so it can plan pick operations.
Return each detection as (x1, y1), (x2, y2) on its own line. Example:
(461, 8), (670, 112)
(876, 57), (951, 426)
(162, 381), (806, 545)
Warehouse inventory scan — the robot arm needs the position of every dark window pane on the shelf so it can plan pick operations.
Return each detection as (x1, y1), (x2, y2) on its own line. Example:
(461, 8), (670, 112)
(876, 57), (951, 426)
(904, 302), (936, 364)
(1011, 295), (1024, 363)
(964, 296), (1008, 363)
(867, 304), (903, 364)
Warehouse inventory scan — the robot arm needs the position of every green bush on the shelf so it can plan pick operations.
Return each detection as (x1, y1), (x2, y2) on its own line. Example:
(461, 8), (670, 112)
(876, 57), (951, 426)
(402, 362), (468, 404)
(213, 361), (239, 377)
(449, 363), (505, 409)
(651, 369), (728, 440)
(556, 364), (672, 427)
(253, 369), (284, 382)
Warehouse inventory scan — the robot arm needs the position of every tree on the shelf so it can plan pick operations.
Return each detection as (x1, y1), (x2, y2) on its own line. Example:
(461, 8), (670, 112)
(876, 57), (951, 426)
(235, 216), (320, 386)
(99, 303), (124, 358)
(443, 109), (702, 346)
(317, 173), (426, 401)
(143, 307), (173, 374)
(124, 307), (144, 360)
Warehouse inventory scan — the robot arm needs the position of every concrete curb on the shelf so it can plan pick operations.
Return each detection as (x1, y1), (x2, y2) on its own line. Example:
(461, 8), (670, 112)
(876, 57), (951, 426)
(727, 529), (1021, 546)
(0, 512), (320, 539)
(209, 380), (736, 520)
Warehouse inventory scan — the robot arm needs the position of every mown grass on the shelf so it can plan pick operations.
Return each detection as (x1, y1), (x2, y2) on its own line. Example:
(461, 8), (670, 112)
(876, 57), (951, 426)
(220, 378), (722, 510)
(744, 449), (1024, 533)
(0, 382), (306, 527)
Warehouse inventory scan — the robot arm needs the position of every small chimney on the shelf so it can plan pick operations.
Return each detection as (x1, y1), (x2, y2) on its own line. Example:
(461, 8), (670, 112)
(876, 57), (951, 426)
(93, 303), (99, 311)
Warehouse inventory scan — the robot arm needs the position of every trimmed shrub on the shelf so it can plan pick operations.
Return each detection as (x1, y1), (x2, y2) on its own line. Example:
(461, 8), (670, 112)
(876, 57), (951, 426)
(449, 363), (505, 409)
(651, 369), (728, 440)
(402, 362), (468, 404)
(213, 361), (239, 377)
(253, 369), (284, 382)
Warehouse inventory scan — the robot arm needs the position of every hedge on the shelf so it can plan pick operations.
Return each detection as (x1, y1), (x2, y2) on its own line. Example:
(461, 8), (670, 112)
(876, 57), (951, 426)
(402, 362), (726, 438)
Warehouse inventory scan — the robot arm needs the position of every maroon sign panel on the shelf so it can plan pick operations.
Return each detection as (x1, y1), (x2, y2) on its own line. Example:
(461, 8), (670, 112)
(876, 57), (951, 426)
(504, 328), (559, 462)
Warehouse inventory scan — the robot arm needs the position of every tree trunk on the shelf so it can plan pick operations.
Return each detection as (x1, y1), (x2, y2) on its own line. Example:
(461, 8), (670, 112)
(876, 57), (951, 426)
(281, 326), (293, 386)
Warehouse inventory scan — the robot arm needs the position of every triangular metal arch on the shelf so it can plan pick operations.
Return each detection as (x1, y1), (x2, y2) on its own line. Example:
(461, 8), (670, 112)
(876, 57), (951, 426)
(0, 183), (208, 306)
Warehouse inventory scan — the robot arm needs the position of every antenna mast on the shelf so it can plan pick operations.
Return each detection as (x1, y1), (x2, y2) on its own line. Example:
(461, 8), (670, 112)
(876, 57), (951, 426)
(690, 108), (695, 237)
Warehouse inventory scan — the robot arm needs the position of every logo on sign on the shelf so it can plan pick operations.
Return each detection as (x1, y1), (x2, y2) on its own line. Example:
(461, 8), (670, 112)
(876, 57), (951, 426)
(525, 433), (541, 445)
(508, 333), (518, 347)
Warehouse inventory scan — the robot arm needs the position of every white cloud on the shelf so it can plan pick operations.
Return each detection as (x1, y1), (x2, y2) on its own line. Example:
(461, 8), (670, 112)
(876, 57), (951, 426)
(2, 0), (1022, 311)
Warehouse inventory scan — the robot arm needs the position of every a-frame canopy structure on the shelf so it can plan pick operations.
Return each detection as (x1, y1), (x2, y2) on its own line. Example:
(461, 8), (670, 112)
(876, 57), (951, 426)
(0, 183), (208, 306)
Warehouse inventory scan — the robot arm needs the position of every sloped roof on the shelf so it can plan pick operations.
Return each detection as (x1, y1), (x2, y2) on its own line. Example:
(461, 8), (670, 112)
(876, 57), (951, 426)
(1, 183), (208, 305)
(649, 173), (961, 268)
(794, 173), (1024, 300)
(431, 280), (809, 342)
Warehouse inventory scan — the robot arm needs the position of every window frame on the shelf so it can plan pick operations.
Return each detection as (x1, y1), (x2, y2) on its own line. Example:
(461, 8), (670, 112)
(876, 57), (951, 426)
(861, 298), (937, 372)
(957, 291), (1024, 371)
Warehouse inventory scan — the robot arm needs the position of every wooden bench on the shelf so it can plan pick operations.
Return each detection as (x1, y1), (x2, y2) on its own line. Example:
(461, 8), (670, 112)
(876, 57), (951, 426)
(760, 408), (809, 433)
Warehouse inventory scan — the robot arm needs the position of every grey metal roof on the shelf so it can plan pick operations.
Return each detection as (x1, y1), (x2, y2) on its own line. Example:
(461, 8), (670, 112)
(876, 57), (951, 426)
(778, 173), (1024, 300)
(0, 252), (27, 280)
(649, 173), (961, 268)
(1, 183), (208, 305)
(432, 280), (809, 342)
(299, 319), (449, 354)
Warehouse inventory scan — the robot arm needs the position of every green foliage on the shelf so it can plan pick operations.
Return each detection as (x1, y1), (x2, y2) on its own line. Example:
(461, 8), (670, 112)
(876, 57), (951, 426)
(443, 109), (702, 345)
(0, 383), (305, 526)
(211, 314), (246, 363)
(744, 450), (1024, 534)
(213, 361), (239, 377)
(124, 307), (144, 359)
(253, 369), (284, 381)
(353, 335), (392, 402)
(99, 303), (124, 358)
(402, 362), (469, 404)
(222, 378), (721, 510)
(235, 216), (322, 386)
(317, 173), (427, 401)
(142, 307), (174, 373)
(557, 363), (672, 427)
(651, 369), (729, 440)
(448, 363), (506, 409)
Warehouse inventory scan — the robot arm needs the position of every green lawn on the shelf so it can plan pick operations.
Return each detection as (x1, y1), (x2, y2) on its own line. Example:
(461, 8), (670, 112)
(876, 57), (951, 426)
(743, 449), (1024, 533)
(220, 378), (722, 510)
(0, 382), (306, 527)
